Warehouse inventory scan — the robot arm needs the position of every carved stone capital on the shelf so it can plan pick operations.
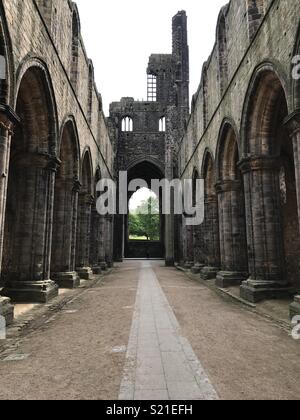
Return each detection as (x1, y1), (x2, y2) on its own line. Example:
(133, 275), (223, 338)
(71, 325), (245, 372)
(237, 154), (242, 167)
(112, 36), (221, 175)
(283, 110), (300, 138)
(238, 155), (280, 174)
(215, 179), (242, 194)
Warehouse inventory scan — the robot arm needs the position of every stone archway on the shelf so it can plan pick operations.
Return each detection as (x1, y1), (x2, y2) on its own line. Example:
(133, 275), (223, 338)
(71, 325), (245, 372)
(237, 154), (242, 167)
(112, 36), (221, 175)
(120, 160), (165, 260)
(51, 118), (80, 288)
(2, 63), (59, 303)
(240, 64), (299, 302)
(215, 120), (248, 287)
(200, 150), (220, 280)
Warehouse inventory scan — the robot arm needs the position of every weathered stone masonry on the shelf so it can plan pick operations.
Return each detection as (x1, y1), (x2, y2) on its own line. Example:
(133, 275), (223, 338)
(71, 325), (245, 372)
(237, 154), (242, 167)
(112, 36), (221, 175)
(0, 0), (114, 323)
(178, 0), (300, 316)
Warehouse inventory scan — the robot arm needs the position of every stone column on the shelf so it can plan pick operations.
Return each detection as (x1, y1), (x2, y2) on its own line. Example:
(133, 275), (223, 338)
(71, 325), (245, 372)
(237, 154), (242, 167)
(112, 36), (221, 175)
(182, 219), (194, 269)
(76, 193), (93, 279)
(285, 112), (300, 317)
(0, 105), (18, 322)
(215, 180), (248, 287)
(105, 215), (114, 268)
(51, 178), (80, 288)
(2, 152), (60, 303)
(191, 224), (205, 274)
(239, 156), (291, 303)
(201, 196), (220, 280)
(90, 206), (107, 273)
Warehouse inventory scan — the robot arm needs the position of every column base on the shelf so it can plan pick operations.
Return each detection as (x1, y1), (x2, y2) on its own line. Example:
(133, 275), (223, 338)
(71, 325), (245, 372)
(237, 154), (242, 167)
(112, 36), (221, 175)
(216, 271), (248, 288)
(201, 266), (219, 280)
(240, 279), (294, 304)
(184, 261), (194, 270)
(91, 266), (102, 275)
(0, 297), (14, 325)
(76, 267), (93, 280)
(2, 280), (59, 304)
(191, 264), (205, 274)
(165, 258), (175, 267)
(106, 261), (114, 269)
(100, 262), (108, 271)
(52, 272), (80, 289)
(290, 296), (300, 319)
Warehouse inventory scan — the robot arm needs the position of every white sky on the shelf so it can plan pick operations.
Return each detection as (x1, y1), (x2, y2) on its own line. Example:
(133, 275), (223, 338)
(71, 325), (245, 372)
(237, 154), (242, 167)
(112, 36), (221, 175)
(76, 0), (226, 116)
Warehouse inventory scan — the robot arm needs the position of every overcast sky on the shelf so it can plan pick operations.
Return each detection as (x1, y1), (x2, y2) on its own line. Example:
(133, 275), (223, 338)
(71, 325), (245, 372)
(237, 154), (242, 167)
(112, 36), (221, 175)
(76, 0), (226, 116)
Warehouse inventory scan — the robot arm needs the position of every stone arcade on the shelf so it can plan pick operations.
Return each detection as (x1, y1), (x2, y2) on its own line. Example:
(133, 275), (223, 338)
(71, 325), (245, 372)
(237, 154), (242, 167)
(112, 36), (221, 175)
(0, 0), (300, 326)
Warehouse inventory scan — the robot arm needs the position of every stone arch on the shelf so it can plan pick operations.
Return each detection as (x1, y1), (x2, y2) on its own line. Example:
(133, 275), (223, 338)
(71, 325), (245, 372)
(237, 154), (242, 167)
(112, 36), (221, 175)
(0, 4), (14, 105)
(239, 63), (300, 301)
(50, 117), (81, 288)
(201, 148), (216, 197)
(71, 4), (80, 91)
(215, 119), (248, 287)
(241, 62), (289, 156)
(2, 62), (59, 302)
(216, 118), (240, 180)
(216, 6), (229, 96)
(80, 148), (93, 194)
(14, 57), (58, 154)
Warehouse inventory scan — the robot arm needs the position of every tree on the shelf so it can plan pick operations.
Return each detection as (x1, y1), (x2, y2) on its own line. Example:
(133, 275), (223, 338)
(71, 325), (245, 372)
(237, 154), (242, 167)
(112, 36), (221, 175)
(129, 197), (160, 241)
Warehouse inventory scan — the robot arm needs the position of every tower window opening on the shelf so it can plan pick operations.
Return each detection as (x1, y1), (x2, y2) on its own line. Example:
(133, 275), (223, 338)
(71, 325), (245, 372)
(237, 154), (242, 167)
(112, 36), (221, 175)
(159, 117), (166, 132)
(122, 117), (133, 132)
(147, 74), (157, 102)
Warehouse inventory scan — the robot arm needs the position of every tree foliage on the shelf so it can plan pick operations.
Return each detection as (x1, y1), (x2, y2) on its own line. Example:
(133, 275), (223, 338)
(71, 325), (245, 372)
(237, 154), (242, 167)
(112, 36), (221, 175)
(129, 197), (160, 241)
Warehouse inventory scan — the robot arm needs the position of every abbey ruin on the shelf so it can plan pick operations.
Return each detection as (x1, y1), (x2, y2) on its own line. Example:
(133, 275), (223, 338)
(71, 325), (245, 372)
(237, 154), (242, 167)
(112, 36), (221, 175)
(0, 0), (300, 331)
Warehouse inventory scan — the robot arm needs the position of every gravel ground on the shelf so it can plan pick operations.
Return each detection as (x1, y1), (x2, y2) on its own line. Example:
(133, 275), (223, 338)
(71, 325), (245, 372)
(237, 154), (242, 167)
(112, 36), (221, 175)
(0, 264), (138, 400)
(154, 263), (300, 400)
(0, 260), (299, 400)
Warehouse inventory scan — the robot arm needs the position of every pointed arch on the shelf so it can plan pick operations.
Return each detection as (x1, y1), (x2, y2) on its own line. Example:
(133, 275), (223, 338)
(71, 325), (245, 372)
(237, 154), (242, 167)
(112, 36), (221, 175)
(87, 60), (94, 125)
(216, 118), (240, 181)
(81, 148), (93, 195)
(201, 148), (216, 197)
(241, 62), (289, 156)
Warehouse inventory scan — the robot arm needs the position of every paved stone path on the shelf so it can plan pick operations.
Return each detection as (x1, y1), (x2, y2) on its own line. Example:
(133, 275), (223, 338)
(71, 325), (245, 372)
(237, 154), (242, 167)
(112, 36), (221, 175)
(119, 261), (218, 400)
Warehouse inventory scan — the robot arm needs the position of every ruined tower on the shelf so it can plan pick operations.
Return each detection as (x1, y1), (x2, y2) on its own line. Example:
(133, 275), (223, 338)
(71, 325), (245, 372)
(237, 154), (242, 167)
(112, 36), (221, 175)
(109, 11), (190, 264)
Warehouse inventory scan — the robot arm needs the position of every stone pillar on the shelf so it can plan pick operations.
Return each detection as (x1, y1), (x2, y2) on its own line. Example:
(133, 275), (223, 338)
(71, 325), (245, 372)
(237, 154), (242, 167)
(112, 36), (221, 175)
(285, 112), (300, 316)
(76, 193), (93, 279)
(51, 178), (80, 288)
(215, 180), (248, 287)
(182, 219), (194, 269)
(2, 152), (59, 303)
(191, 224), (205, 274)
(105, 215), (114, 268)
(201, 196), (220, 280)
(239, 156), (292, 303)
(0, 105), (18, 322)
(90, 207), (107, 273)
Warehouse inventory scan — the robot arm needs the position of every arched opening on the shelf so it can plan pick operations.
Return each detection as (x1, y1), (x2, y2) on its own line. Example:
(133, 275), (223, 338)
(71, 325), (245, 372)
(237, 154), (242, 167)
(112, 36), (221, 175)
(75, 151), (93, 280)
(2, 64), (59, 302)
(51, 119), (80, 288)
(159, 117), (166, 132)
(71, 7), (80, 91)
(121, 117), (133, 132)
(200, 151), (220, 279)
(215, 121), (248, 287)
(123, 161), (164, 259)
(240, 66), (299, 302)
